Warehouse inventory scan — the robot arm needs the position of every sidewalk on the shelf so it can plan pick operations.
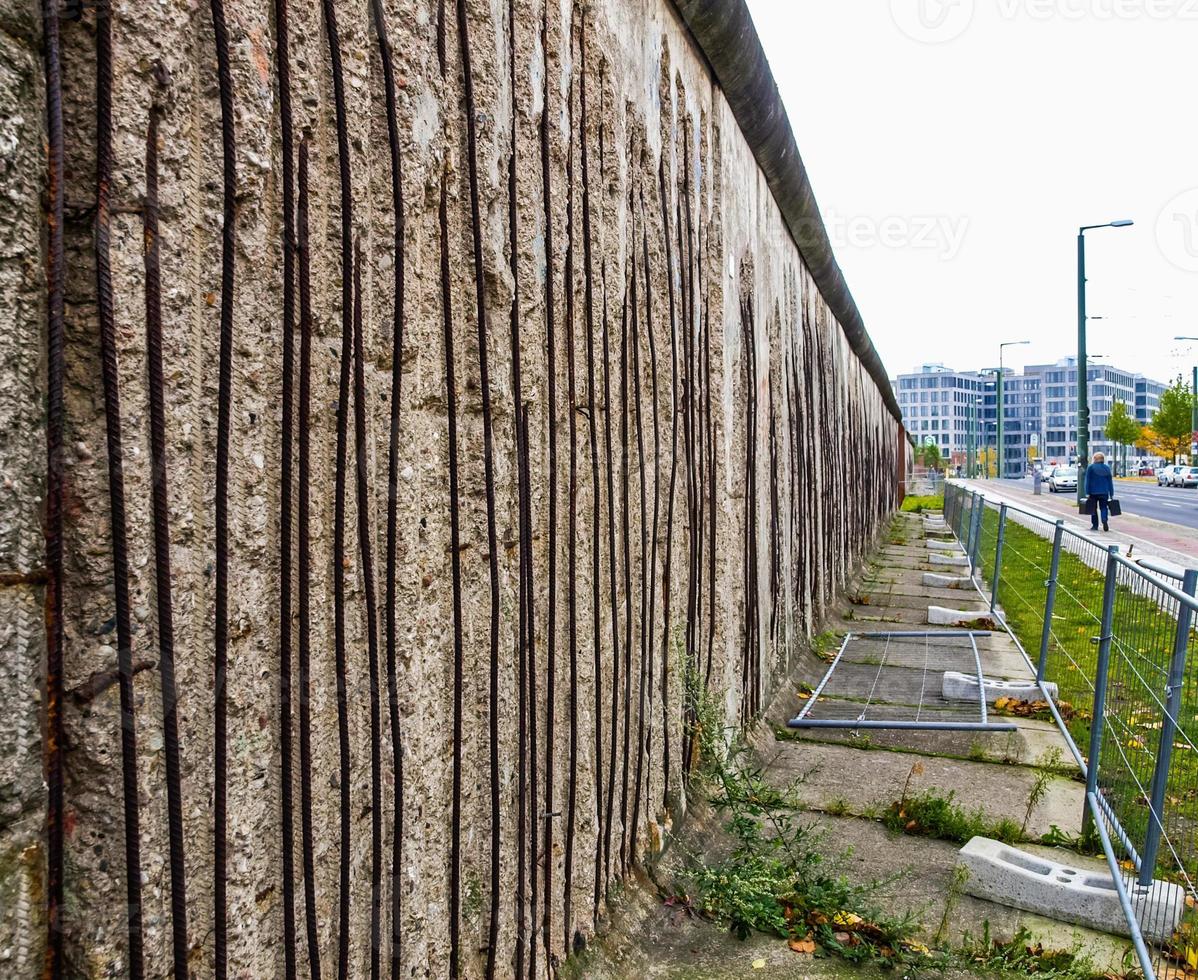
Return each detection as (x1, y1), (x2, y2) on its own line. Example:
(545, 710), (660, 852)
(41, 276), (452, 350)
(958, 478), (1198, 575)
(571, 508), (1136, 978)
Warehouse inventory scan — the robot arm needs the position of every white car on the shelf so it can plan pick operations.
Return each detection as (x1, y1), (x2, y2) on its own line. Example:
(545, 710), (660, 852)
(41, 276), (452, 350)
(1160, 465), (1184, 486)
(1047, 466), (1078, 493)
(1177, 466), (1198, 488)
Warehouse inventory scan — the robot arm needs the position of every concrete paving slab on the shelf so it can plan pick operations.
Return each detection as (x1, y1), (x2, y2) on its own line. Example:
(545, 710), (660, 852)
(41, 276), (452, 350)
(759, 736), (1083, 838)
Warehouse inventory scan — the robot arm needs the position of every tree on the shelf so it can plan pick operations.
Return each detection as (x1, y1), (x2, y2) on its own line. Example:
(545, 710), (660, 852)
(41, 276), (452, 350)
(918, 441), (944, 471)
(1103, 400), (1141, 475)
(1150, 376), (1194, 462)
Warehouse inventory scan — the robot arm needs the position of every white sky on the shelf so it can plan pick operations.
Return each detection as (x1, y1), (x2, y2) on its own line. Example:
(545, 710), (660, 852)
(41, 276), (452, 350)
(744, 0), (1198, 385)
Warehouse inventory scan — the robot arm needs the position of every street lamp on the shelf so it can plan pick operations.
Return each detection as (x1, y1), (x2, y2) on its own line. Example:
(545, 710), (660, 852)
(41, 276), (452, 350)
(998, 340), (1030, 479)
(1175, 336), (1198, 450)
(1077, 219), (1134, 502)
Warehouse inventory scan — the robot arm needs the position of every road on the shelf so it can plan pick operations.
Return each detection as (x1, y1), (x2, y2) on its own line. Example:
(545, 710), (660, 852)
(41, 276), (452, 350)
(997, 476), (1198, 531)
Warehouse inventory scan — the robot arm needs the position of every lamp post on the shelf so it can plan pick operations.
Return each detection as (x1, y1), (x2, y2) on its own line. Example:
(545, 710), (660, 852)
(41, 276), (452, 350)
(975, 396), (984, 477)
(1077, 219), (1133, 502)
(998, 340), (1030, 479)
(1176, 337), (1198, 455)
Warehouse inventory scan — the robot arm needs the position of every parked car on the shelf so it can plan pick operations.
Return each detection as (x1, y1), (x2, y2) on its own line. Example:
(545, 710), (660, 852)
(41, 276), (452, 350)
(1047, 466), (1078, 493)
(1168, 465), (1191, 487)
(1139, 465), (1156, 476)
(1178, 466), (1198, 488)
(1159, 465), (1184, 486)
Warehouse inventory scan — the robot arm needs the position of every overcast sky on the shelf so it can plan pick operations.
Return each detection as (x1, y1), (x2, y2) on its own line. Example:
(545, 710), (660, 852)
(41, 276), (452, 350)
(744, 0), (1198, 385)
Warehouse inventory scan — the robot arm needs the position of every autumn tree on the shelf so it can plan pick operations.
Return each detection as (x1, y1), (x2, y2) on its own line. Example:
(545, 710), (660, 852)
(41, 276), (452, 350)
(1103, 400), (1141, 475)
(1150, 376), (1195, 462)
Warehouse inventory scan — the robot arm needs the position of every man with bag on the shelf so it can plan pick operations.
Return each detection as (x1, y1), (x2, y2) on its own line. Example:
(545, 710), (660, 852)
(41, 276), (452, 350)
(1084, 451), (1116, 532)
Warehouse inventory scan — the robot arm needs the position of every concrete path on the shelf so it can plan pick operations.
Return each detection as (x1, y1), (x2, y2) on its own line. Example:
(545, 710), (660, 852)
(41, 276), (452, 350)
(574, 508), (1135, 977)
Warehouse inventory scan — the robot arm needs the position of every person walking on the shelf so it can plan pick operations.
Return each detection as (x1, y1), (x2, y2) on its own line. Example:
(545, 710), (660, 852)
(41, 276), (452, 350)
(1084, 451), (1115, 532)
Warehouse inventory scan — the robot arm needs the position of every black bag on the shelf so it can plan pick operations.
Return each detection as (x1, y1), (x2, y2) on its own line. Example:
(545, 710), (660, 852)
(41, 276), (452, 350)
(1080, 497), (1096, 515)
(1108, 498), (1122, 517)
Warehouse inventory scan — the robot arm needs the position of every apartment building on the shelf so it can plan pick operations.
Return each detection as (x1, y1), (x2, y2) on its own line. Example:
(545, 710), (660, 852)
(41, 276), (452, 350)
(893, 358), (1167, 477)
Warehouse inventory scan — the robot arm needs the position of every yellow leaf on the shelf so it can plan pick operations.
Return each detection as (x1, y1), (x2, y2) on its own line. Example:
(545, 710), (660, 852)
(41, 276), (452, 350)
(752, 958), (767, 969)
(832, 911), (863, 927)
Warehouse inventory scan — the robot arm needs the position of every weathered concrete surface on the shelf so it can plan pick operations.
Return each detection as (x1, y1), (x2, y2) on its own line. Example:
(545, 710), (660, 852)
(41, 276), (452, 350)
(4, 0), (906, 975)
(0, 5), (48, 975)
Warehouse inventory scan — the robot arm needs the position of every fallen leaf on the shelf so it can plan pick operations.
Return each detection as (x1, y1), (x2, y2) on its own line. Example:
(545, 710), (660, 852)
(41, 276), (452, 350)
(752, 958), (766, 969)
(787, 937), (816, 954)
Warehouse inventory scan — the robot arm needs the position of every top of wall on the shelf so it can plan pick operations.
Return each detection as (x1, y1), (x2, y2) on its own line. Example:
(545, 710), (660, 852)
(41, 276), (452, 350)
(670, 0), (903, 423)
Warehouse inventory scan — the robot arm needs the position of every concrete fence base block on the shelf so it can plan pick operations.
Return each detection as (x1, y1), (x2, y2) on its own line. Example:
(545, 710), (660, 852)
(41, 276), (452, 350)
(923, 572), (972, 588)
(941, 671), (1059, 703)
(927, 605), (992, 626)
(957, 836), (1187, 942)
(926, 539), (961, 553)
(928, 553), (971, 568)
(922, 518), (948, 529)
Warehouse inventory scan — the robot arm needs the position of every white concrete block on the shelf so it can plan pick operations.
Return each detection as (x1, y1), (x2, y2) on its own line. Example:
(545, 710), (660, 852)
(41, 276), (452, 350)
(922, 517), (948, 528)
(922, 572), (972, 588)
(926, 539), (961, 553)
(941, 671), (1059, 703)
(929, 553), (970, 568)
(927, 605), (991, 626)
(957, 836), (1187, 942)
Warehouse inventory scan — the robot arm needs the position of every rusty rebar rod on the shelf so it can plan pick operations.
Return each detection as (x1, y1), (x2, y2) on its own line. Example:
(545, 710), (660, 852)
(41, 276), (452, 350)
(319, 1), (354, 973)
(144, 102), (189, 980)
(296, 137), (322, 980)
(40, 0), (66, 970)
(209, 0), (237, 971)
(96, 9), (144, 975)
(367, 0), (406, 971)
(350, 240), (385, 980)
(539, 0), (558, 960)
(578, 15), (605, 925)
(271, 0), (298, 971)
(437, 164), (467, 979)
(455, 0), (503, 973)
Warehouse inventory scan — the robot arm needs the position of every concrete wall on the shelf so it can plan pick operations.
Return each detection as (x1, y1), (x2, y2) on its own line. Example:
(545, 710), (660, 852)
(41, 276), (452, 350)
(1, 0), (903, 975)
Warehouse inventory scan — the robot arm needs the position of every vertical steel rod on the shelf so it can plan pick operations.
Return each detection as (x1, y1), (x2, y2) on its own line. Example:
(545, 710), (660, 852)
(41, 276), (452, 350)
(1083, 546), (1120, 836)
(989, 503), (1007, 614)
(1037, 520), (1065, 684)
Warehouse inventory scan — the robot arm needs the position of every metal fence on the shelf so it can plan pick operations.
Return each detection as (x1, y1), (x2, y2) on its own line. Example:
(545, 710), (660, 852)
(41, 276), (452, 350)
(942, 482), (1198, 979)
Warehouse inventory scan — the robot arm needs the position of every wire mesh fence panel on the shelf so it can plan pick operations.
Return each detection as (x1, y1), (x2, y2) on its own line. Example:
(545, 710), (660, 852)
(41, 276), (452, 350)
(972, 499), (1001, 596)
(789, 631), (1014, 732)
(1092, 558), (1198, 978)
(989, 504), (1058, 664)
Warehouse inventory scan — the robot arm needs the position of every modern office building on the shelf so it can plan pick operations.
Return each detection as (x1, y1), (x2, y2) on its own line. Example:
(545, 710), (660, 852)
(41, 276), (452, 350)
(1022, 357), (1156, 466)
(1134, 375), (1167, 427)
(893, 358), (1168, 477)
(894, 363), (995, 461)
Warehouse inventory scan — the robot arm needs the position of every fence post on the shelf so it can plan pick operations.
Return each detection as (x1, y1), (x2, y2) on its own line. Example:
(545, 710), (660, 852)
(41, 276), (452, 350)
(989, 503), (1008, 614)
(1083, 546), (1121, 838)
(1138, 567), (1198, 886)
(968, 495), (984, 577)
(1036, 520), (1066, 684)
